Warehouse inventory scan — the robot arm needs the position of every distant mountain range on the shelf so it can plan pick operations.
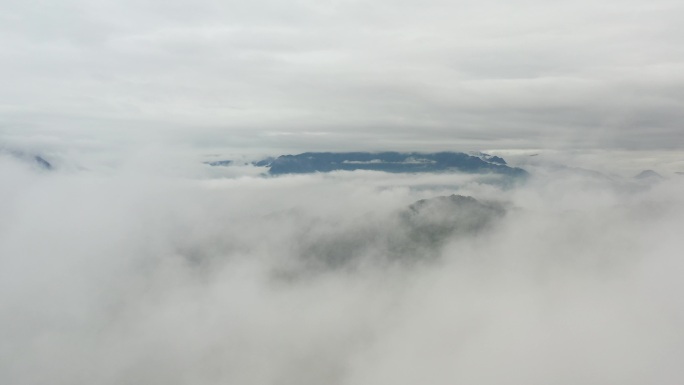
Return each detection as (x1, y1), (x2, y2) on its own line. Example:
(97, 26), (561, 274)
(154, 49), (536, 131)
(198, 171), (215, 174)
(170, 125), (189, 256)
(207, 151), (528, 177)
(268, 152), (527, 176)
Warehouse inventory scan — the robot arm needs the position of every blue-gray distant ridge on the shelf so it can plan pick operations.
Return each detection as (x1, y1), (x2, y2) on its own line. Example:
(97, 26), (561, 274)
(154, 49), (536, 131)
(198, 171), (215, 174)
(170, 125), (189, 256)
(266, 152), (527, 177)
(204, 160), (233, 167)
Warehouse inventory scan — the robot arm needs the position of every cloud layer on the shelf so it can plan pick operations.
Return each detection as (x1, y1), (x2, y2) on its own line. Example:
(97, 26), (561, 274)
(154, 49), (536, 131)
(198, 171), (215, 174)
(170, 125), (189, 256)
(2, 0), (684, 151)
(2, 1), (683, 381)
(1, 154), (683, 384)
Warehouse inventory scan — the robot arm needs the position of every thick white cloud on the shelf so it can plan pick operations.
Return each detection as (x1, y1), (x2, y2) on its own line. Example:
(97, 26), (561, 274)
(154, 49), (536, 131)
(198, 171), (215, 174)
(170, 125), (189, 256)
(1, 154), (683, 384)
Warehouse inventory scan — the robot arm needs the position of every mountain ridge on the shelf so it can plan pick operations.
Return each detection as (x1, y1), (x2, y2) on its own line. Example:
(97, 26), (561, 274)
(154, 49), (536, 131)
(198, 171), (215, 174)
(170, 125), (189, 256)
(260, 151), (527, 177)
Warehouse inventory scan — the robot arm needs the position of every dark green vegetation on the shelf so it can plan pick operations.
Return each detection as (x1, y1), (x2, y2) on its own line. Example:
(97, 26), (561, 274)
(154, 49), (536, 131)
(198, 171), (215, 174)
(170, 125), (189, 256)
(289, 194), (508, 273)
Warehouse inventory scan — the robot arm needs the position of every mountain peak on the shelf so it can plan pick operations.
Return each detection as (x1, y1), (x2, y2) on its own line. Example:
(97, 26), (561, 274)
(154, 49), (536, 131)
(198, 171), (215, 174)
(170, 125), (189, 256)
(634, 170), (664, 180)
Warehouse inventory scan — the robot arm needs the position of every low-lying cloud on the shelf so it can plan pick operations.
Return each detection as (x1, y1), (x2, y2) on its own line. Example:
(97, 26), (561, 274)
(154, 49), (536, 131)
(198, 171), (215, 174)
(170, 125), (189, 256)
(1, 153), (683, 384)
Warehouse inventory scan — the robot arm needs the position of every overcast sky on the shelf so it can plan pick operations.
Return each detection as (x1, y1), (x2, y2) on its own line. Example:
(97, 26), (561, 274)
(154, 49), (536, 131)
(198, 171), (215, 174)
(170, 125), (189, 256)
(3, 3), (684, 382)
(1, 0), (683, 153)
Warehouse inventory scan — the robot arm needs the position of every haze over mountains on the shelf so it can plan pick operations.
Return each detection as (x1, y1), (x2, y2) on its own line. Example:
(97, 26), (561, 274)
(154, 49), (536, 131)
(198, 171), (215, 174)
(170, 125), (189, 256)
(0, 149), (53, 170)
(2, 0), (684, 382)
(206, 151), (527, 177)
(2, 146), (684, 385)
(266, 152), (527, 176)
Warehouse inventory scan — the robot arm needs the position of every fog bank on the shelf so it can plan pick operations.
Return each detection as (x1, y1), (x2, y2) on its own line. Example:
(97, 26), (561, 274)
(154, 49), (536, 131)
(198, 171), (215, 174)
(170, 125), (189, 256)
(1, 154), (683, 384)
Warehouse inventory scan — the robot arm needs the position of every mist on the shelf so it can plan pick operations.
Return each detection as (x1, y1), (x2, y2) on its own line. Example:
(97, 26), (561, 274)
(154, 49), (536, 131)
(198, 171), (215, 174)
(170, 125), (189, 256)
(2, 150), (683, 385)
(3, 0), (682, 380)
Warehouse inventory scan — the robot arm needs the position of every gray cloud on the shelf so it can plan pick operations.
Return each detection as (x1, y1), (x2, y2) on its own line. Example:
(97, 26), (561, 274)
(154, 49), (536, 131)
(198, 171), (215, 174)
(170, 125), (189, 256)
(2, 0), (683, 151)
